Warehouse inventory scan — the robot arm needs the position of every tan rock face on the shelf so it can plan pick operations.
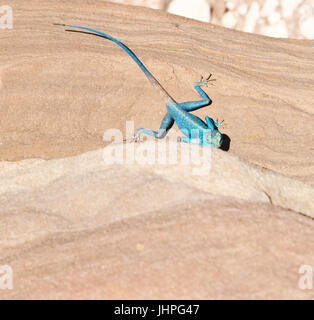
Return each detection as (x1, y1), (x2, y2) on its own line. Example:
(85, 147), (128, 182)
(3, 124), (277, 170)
(0, 1), (313, 299)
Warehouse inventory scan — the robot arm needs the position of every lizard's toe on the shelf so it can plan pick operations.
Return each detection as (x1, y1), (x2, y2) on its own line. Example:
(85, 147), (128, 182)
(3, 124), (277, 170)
(133, 134), (143, 143)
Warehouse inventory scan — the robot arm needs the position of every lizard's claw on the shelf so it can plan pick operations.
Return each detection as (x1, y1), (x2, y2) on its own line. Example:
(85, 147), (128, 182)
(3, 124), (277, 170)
(123, 135), (138, 143)
(131, 133), (142, 143)
(215, 119), (226, 129)
(200, 74), (216, 87)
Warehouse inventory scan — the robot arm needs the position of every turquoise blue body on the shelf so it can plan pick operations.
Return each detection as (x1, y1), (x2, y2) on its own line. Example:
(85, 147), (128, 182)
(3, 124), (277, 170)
(56, 24), (223, 148)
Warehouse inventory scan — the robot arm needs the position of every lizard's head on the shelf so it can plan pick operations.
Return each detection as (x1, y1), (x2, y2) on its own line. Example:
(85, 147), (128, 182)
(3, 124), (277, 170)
(203, 116), (223, 148)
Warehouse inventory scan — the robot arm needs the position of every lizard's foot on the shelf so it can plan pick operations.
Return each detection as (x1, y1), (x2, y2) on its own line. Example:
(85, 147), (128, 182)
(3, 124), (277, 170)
(214, 118), (223, 127)
(215, 118), (226, 129)
(124, 135), (138, 143)
(199, 74), (216, 87)
(131, 133), (143, 143)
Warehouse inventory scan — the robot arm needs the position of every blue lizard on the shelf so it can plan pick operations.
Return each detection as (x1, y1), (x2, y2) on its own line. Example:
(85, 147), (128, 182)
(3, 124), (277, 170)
(55, 24), (223, 148)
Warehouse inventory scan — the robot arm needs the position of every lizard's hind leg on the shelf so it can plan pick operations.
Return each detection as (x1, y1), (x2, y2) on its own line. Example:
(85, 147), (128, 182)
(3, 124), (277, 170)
(134, 112), (174, 141)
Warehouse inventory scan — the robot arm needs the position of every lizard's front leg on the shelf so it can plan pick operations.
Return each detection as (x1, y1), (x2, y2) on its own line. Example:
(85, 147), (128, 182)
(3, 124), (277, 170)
(177, 74), (215, 111)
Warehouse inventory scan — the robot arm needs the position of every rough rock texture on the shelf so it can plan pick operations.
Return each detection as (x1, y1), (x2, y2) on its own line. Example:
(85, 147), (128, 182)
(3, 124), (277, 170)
(0, 0), (313, 299)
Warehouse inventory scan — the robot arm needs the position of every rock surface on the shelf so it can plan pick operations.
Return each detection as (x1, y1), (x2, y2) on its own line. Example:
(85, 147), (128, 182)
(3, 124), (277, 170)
(0, 0), (313, 299)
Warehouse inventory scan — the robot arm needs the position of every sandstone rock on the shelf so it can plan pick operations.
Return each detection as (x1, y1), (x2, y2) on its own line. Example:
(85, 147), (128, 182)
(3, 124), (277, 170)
(0, 0), (313, 299)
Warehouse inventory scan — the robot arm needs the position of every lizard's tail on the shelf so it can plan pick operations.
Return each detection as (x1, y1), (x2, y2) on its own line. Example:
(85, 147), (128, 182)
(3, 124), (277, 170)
(54, 24), (175, 104)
